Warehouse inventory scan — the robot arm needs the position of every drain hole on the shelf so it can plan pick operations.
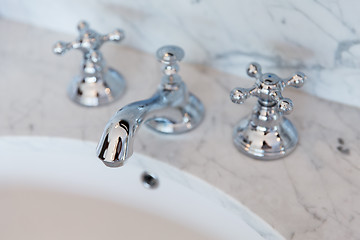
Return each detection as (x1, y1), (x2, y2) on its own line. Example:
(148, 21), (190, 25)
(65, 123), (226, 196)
(141, 172), (159, 189)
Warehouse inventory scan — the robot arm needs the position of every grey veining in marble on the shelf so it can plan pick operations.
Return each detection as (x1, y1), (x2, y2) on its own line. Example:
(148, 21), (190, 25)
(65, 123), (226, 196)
(1, 20), (360, 240)
(1, 0), (360, 108)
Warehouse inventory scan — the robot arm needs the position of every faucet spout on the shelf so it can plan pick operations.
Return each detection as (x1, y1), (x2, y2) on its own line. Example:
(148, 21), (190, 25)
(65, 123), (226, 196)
(97, 94), (162, 167)
(96, 45), (205, 167)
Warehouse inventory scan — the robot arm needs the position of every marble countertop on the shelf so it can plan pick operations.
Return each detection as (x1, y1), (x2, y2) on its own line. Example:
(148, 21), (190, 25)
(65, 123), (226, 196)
(1, 19), (360, 240)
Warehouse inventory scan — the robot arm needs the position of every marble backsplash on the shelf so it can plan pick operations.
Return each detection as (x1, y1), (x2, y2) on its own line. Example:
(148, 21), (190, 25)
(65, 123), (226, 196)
(2, 0), (359, 107)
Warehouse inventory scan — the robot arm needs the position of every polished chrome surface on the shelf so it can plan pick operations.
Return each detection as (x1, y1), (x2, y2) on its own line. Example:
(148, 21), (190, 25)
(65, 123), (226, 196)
(53, 21), (125, 107)
(230, 62), (306, 160)
(97, 45), (205, 167)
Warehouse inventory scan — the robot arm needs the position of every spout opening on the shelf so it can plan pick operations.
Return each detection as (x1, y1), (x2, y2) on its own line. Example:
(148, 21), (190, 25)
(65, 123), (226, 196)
(102, 159), (125, 168)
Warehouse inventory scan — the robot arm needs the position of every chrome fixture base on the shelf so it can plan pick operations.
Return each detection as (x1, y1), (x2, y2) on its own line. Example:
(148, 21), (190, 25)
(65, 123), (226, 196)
(145, 93), (204, 134)
(68, 68), (125, 107)
(97, 45), (204, 167)
(53, 21), (126, 107)
(230, 62), (306, 160)
(233, 105), (298, 160)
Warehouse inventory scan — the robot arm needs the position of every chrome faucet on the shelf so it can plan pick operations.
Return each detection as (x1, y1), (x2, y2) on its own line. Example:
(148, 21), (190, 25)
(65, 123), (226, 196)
(97, 45), (205, 167)
(53, 21), (126, 107)
(230, 63), (306, 160)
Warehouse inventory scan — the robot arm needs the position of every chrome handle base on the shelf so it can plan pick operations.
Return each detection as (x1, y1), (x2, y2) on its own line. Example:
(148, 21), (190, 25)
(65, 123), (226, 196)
(53, 21), (126, 107)
(230, 62), (306, 160)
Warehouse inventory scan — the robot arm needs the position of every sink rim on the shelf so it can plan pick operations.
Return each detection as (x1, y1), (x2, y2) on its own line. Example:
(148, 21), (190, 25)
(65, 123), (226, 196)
(0, 136), (284, 240)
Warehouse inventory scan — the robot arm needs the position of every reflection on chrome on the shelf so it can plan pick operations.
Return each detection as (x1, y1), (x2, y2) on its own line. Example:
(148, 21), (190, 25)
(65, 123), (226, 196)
(230, 62), (306, 160)
(53, 21), (126, 107)
(97, 46), (204, 167)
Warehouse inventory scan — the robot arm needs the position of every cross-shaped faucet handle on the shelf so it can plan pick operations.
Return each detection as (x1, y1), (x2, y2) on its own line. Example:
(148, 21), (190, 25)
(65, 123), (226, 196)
(230, 62), (306, 114)
(53, 21), (125, 55)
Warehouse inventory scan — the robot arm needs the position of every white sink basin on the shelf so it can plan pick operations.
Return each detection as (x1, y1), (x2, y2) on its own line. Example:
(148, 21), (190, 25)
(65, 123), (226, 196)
(0, 137), (284, 240)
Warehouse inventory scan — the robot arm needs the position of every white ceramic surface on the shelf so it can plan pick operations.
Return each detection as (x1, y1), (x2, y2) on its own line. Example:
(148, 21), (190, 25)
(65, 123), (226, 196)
(0, 136), (284, 240)
(1, 0), (360, 107)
